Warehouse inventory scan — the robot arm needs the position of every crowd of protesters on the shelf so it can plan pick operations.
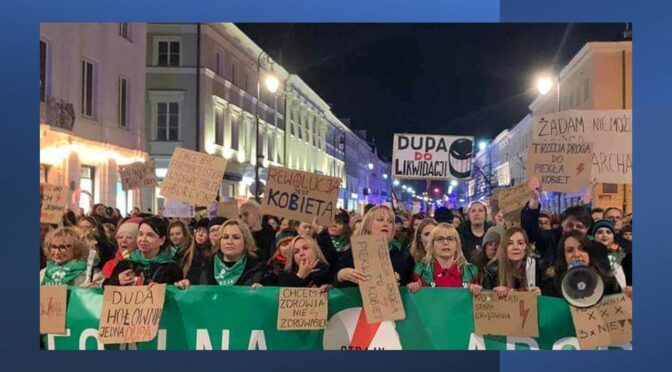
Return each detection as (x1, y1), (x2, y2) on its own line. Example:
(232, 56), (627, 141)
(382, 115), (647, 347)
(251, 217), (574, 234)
(40, 177), (633, 305)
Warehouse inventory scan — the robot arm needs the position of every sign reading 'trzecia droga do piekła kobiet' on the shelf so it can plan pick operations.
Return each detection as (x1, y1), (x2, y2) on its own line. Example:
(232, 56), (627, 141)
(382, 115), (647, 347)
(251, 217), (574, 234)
(392, 134), (475, 180)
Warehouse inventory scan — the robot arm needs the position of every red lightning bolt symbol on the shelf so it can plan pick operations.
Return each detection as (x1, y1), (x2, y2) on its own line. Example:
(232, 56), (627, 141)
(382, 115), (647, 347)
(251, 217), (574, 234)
(519, 300), (530, 329)
(576, 162), (586, 175)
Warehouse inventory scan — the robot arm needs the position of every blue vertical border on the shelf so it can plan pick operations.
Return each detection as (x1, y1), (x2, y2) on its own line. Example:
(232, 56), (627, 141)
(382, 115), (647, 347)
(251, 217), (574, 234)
(501, 0), (670, 371)
(0, 1), (502, 371)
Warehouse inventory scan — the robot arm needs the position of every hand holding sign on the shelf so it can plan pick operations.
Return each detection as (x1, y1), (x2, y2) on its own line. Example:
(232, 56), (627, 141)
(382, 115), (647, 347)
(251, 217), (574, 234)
(473, 290), (539, 338)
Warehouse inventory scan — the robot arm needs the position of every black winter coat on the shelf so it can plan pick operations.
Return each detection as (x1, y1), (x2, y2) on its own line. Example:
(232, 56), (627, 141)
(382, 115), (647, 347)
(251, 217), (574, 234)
(277, 262), (331, 287)
(174, 243), (211, 284)
(197, 254), (267, 286)
(333, 244), (415, 288)
(520, 202), (560, 271)
(104, 259), (183, 286)
(252, 224), (276, 261)
(459, 221), (493, 263)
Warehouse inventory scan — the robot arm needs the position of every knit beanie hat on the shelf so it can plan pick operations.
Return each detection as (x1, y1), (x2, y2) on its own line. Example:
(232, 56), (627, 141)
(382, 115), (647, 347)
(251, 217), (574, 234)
(195, 218), (210, 230)
(483, 225), (506, 246)
(116, 218), (141, 238)
(590, 219), (615, 237)
(208, 216), (228, 230)
(275, 228), (298, 250)
(434, 207), (454, 224)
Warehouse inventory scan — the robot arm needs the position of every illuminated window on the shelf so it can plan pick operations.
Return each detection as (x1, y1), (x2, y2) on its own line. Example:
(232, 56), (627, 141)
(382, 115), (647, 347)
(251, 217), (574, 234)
(80, 166), (95, 212)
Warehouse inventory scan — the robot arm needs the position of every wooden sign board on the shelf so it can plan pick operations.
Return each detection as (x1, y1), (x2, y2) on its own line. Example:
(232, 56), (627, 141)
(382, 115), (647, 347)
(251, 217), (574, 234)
(350, 235), (406, 323)
(493, 183), (530, 216)
(217, 200), (240, 219)
(570, 294), (632, 350)
(160, 147), (227, 206)
(527, 142), (593, 193)
(40, 183), (68, 224)
(118, 160), (158, 191)
(473, 291), (539, 337)
(98, 285), (166, 344)
(40, 285), (67, 334)
(277, 287), (328, 331)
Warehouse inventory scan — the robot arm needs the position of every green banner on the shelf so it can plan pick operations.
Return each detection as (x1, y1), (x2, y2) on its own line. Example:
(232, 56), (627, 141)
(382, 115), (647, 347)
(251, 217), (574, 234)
(44, 287), (630, 350)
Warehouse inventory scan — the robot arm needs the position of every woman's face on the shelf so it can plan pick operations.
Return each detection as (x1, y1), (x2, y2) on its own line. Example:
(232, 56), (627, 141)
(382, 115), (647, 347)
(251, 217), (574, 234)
(371, 212), (395, 240)
(94, 205), (106, 216)
(279, 219), (289, 231)
(268, 219), (279, 231)
(328, 222), (344, 236)
(77, 219), (94, 231)
(413, 218), (424, 231)
(432, 231), (458, 261)
(452, 217), (461, 229)
(563, 236), (590, 266)
(48, 237), (76, 265)
(293, 238), (316, 264)
(420, 224), (435, 248)
(137, 223), (165, 258)
(485, 241), (499, 260)
(595, 227), (615, 247)
(219, 225), (245, 261)
(495, 211), (505, 225)
(622, 231), (632, 241)
(506, 232), (526, 263)
(116, 233), (137, 253)
(169, 226), (185, 246)
(298, 222), (313, 238)
(278, 240), (293, 258)
(194, 227), (208, 245)
(469, 204), (486, 225)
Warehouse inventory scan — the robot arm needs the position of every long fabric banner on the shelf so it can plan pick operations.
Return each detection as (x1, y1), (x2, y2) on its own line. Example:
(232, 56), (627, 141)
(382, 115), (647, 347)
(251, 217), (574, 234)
(44, 287), (631, 350)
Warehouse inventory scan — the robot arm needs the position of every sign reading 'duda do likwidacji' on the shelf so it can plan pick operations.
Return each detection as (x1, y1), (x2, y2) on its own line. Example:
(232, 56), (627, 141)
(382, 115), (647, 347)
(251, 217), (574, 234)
(392, 134), (474, 180)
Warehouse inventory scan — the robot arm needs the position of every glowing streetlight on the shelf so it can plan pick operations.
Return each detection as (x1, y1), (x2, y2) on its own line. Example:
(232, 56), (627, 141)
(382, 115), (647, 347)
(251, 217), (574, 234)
(537, 76), (553, 95)
(367, 162), (374, 170)
(393, 179), (400, 187)
(450, 180), (458, 187)
(264, 74), (279, 93)
(382, 173), (388, 179)
(402, 185), (407, 190)
(478, 141), (488, 151)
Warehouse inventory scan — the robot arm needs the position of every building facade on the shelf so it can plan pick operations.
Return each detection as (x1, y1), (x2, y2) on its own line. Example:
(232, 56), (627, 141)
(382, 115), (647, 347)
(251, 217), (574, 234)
(40, 23), (148, 215)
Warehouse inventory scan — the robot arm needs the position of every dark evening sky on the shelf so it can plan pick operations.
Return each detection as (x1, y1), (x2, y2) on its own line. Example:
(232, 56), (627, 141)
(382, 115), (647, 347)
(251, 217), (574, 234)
(237, 23), (626, 159)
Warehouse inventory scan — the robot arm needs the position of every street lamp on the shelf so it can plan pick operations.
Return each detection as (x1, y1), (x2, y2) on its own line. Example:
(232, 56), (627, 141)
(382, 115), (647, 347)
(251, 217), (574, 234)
(478, 141), (488, 151)
(450, 180), (458, 187)
(393, 179), (400, 187)
(382, 173), (388, 179)
(367, 162), (374, 170)
(254, 51), (278, 202)
(536, 76), (553, 95)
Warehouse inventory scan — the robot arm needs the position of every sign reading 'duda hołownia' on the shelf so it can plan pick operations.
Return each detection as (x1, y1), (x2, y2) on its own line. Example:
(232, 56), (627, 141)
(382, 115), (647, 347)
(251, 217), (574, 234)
(118, 160), (158, 191)
(392, 133), (474, 180)
(98, 285), (166, 344)
(160, 147), (228, 206)
(261, 166), (341, 226)
(526, 142), (593, 193)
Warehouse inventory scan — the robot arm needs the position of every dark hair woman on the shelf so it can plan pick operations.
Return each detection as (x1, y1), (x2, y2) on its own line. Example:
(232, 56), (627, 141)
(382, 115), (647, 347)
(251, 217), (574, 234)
(76, 215), (116, 269)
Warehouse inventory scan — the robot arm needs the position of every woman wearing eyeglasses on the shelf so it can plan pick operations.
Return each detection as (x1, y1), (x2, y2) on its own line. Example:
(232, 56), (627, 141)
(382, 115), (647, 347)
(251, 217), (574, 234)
(407, 223), (477, 292)
(40, 227), (103, 287)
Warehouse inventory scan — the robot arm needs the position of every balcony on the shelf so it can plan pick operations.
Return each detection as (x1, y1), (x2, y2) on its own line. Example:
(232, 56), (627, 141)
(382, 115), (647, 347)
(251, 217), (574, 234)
(40, 96), (75, 131)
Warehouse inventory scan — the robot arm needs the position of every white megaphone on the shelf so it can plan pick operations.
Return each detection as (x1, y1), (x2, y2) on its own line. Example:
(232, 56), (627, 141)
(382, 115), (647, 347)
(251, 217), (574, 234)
(561, 260), (604, 308)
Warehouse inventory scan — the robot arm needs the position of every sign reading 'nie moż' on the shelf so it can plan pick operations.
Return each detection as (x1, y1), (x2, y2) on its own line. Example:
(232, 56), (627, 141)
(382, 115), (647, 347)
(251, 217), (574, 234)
(531, 110), (632, 184)
(118, 160), (158, 191)
(570, 294), (632, 350)
(472, 291), (539, 338)
(98, 285), (166, 344)
(261, 166), (341, 226)
(160, 147), (228, 207)
(526, 142), (593, 193)
(392, 133), (474, 180)
(350, 235), (406, 323)
(40, 183), (69, 225)
(277, 288), (328, 331)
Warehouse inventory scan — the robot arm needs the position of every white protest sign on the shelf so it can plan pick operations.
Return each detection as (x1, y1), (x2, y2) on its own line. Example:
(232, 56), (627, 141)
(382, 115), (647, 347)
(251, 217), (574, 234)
(162, 199), (195, 218)
(392, 134), (474, 180)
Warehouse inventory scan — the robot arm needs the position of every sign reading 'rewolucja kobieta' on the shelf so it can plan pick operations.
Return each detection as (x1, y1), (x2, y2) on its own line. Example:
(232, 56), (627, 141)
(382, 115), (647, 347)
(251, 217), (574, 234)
(393, 133), (474, 180)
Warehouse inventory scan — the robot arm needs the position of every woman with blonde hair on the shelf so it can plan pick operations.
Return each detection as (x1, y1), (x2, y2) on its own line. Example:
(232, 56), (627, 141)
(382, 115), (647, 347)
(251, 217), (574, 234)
(176, 219), (266, 288)
(409, 218), (437, 262)
(278, 236), (331, 288)
(41, 227), (102, 287)
(334, 205), (415, 287)
(407, 223), (477, 292)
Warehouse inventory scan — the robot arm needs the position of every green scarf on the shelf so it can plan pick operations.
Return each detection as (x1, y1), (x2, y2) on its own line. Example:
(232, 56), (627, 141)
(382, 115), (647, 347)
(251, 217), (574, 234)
(41, 260), (87, 285)
(129, 250), (175, 267)
(389, 238), (402, 252)
(332, 237), (350, 252)
(413, 259), (478, 288)
(214, 254), (247, 286)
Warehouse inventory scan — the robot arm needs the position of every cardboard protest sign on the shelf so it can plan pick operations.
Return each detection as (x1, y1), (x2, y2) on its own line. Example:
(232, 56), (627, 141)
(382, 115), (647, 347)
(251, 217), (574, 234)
(493, 183), (529, 216)
(98, 285), (166, 344)
(162, 198), (195, 218)
(160, 147), (227, 206)
(526, 142), (593, 193)
(531, 110), (632, 184)
(118, 160), (157, 191)
(217, 200), (240, 219)
(277, 287), (328, 331)
(393, 133), (475, 180)
(350, 235), (406, 323)
(40, 285), (67, 334)
(261, 166), (341, 226)
(472, 291), (539, 337)
(40, 183), (68, 224)
(570, 294), (632, 350)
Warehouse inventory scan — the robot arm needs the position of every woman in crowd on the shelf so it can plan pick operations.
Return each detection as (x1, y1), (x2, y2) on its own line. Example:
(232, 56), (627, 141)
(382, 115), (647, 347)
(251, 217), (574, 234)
(174, 218), (214, 284)
(469, 227), (542, 297)
(328, 211), (352, 258)
(409, 218), (437, 262)
(102, 223), (117, 245)
(407, 223), (478, 292)
(264, 215), (281, 233)
(452, 214), (463, 230)
(334, 205), (415, 287)
(590, 219), (630, 290)
(193, 218), (210, 248)
(470, 225), (505, 290)
(175, 219), (266, 288)
(76, 216), (116, 268)
(105, 216), (182, 286)
(409, 213), (426, 234)
(278, 236), (331, 288)
(168, 220), (192, 257)
(459, 201), (493, 263)
(264, 228), (299, 285)
(41, 227), (102, 287)
(547, 230), (622, 298)
(102, 218), (140, 278)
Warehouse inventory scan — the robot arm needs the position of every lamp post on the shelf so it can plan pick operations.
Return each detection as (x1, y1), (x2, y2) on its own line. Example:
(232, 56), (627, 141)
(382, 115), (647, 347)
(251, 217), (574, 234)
(254, 51), (279, 202)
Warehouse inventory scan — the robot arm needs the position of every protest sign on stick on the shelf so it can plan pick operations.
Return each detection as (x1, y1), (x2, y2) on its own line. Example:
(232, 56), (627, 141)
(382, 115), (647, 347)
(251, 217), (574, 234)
(472, 291), (539, 337)
(570, 294), (632, 350)
(98, 285), (166, 344)
(277, 287), (328, 331)
(493, 183), (530, 216)
(40, 183), (68, 224)
(160, 147), (227, 206)
(118, 160), (157, 191)
(261, 166), (341, 226)
(350, 235), (406, 323)
(40, 285), (67, 334)
(526, 142), (593, 193)
(217, 200), (240, 219)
